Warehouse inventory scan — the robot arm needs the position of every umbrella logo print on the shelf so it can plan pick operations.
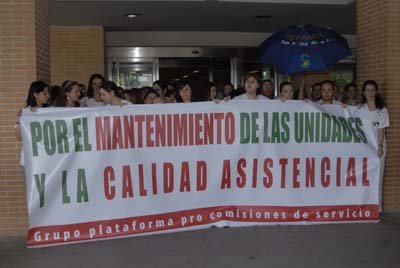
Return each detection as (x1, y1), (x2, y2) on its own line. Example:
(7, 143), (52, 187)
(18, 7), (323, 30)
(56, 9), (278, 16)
(300, 54), (311, 69)
(260, 25), (351, 74)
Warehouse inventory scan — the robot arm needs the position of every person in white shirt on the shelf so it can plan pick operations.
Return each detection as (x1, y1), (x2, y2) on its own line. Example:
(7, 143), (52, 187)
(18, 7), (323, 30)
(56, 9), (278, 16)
(81, 74), (105, 107)
(233, 73), (268, 100)
(318, 80), (342, 105)
(360, 80), (389, 157)
(359, 80), (389, 212)
(15, 81), (50, 167)
(100, 81), (132, 106)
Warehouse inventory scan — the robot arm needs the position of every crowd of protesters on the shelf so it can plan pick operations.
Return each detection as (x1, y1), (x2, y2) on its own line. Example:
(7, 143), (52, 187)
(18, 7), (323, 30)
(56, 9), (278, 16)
(16, 73), (389, 159)
(15, 73), (373, 107)
(14, 72), (390, 213)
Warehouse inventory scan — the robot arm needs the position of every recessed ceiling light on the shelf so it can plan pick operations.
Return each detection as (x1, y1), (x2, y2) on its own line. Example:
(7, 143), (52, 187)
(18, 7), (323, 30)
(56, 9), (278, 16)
(124, 13), (140, 18)
(192, 70), (200, 73)
(256, 15), (271, 20)
(183, 75), (189, 78)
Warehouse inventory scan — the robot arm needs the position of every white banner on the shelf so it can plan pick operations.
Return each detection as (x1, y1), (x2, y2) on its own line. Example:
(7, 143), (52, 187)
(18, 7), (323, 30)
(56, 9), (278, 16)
(20, 100), (381, 247)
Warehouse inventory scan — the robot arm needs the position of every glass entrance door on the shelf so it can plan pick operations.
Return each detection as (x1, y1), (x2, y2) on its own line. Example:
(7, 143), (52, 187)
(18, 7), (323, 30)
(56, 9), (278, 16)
(159, 57), (230, 89)
(109, 58), (157, 89)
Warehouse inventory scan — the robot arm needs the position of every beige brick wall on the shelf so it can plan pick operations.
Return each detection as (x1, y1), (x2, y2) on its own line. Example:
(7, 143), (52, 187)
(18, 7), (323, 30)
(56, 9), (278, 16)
(357, 0), (400, 211)
(0, 0), (50, 234)
(0, 24), (104, 234)
(50, 26), (104, 86)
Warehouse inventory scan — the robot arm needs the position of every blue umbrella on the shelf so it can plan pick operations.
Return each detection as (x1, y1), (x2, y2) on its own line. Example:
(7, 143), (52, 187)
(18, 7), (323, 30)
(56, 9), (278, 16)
(259, 24), (352, 74)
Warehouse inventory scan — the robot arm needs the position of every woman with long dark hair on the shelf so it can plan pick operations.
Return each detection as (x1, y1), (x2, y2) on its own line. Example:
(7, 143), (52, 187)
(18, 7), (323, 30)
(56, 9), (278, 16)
(176, 80), (195, 103)
(16, 81), (50, 138)
(81, 74), (105, 107)
(15, 81), (50, 165)
(359, 80), (389, 212)
(360, 80), (389, 157)
(24, 81), (50, 108)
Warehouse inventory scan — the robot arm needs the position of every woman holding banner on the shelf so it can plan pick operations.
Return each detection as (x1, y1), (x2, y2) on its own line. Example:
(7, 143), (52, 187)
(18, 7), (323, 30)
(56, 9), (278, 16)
(15, 81), (50, 140)
(360, 80), (389, 157)
(15, 81), (50, 165)
(360, 80), (389, 211)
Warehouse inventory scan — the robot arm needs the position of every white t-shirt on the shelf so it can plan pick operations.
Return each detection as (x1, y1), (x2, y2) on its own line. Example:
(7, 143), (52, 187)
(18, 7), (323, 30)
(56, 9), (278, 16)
(359, 104), (389, 212)
(233, 94), (268, 100)
(317, 99), (342, 105)
(81, 97), (104, 107)
(104, 99), (133, 106)
(356, 104), (389, 151)
(361, 104), (389, 142)
(368, 107), (390, 130)
(121, 99), (133, 106)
